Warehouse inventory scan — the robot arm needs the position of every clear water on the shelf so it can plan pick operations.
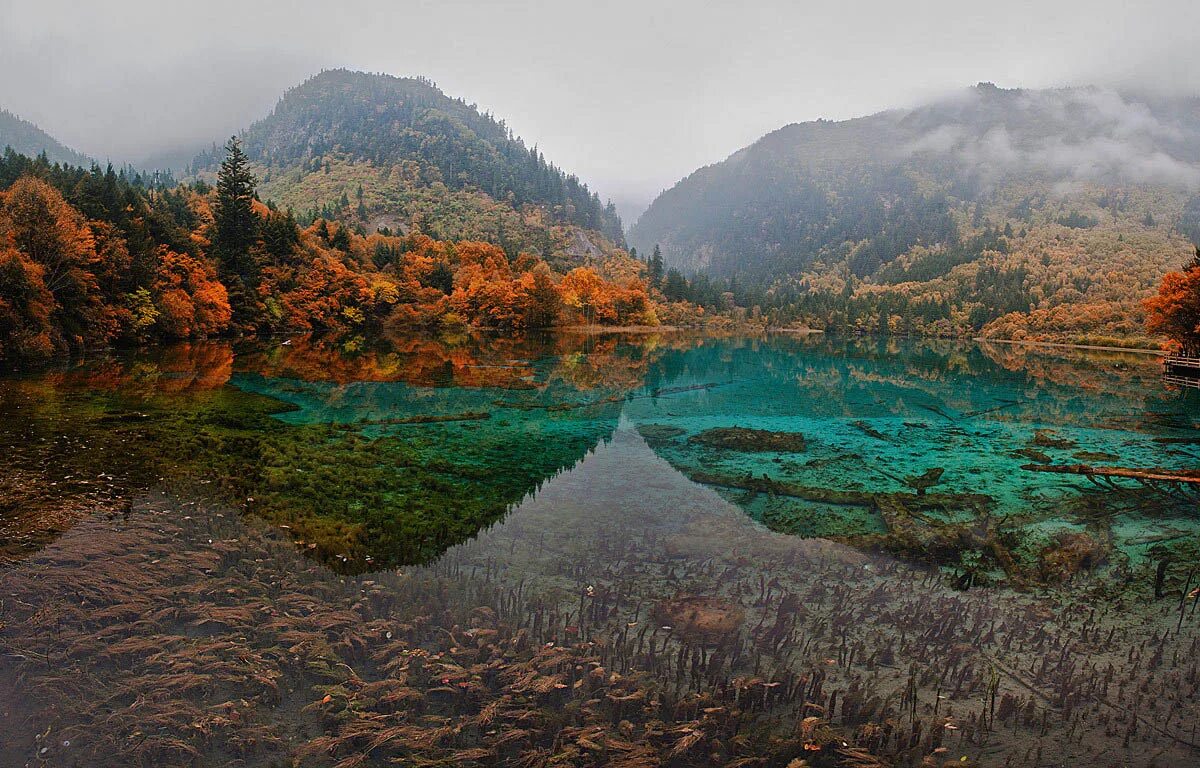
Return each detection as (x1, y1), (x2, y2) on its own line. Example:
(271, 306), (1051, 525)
(1, 332), (1198, 767)
(231, 334), (1200, 570)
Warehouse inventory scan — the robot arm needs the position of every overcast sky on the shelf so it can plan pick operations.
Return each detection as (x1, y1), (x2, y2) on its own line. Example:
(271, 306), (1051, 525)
(3, 0), (1199, 221)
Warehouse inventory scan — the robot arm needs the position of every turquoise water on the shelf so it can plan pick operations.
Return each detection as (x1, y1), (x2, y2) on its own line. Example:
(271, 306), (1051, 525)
(3, 332), (1199, 767)
(228, 334), (1200, 573)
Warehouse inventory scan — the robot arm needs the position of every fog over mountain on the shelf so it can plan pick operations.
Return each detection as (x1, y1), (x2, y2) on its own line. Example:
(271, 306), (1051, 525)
(896, 86), (1200, 190)
(3, 0), (1199, 221)
(628, 82), (1200, 340)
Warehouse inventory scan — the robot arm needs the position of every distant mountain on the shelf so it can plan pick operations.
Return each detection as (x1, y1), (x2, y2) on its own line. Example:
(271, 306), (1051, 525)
(0, 109), (92, 167)
(630, 83), (1200, 345)
(192, 70), (626, 268)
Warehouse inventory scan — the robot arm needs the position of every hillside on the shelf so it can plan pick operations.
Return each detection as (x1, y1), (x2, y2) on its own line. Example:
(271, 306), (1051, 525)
(630, 84), (1200, 345)
(192, 70), (626, 272)
(0, 109), (92, 167)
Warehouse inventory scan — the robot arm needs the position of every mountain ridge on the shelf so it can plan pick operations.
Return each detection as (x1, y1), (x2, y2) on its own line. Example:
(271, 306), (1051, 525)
(190, 69), (626, 259)
(0, 109), (93, 167)
(626, 83), (1200, 345)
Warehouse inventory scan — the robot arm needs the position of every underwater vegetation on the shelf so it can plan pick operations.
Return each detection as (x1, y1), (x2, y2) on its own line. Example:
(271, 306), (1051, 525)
(1, 427), (1198, 767)
(621, 336), (1200, 591)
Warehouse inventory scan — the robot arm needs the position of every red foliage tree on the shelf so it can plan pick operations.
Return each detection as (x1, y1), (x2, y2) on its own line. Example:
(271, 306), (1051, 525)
(153, 248), (232, 338)
(1145, 260), (1200, 354)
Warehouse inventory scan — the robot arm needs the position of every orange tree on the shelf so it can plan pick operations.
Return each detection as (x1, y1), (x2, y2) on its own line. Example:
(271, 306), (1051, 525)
(1146, 250), (1200, 354)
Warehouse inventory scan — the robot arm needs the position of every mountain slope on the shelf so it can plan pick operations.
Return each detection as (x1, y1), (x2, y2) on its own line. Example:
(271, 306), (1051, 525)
(193, 70), (625, 270)
(0, 109), (92, 167)
(630, 84), (1200, 344)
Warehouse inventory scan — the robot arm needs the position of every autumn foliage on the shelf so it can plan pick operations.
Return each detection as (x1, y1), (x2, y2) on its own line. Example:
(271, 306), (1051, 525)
(152, 248), (231, 338)
(1145, 255), (1200, 354)
(0, 152), (654, 362)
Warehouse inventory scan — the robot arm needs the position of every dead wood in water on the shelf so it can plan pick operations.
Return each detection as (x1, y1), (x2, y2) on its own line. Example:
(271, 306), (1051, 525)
(1020, 463), (1200, 484)
(1022, 463), (1200, 502)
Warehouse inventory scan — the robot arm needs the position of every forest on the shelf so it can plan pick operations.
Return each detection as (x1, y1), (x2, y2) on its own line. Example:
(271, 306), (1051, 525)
(630, 84), (1200, 347)
(0, 142), (653, 362)
(191, 70), (625, 245)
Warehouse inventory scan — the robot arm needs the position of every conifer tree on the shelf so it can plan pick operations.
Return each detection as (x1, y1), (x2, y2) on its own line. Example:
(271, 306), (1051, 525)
(648, 244), (665, 289)
(213, 136), (258, 279)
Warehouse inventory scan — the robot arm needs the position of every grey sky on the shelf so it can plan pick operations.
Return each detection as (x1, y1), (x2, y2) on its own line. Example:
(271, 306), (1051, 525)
(3, 0), (1199, 222)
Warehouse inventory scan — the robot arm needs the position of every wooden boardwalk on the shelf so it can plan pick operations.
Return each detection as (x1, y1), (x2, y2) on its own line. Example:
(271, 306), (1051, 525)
(1164, 354), (1200, 388)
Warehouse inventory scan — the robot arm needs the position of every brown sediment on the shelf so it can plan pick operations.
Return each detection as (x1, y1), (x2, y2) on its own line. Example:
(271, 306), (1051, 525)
(1013, 447), (1053, 464)
(636, 424), (687, 443)
(1037, 531), (1109, 584)
(688, 426), (808, 453)
(651, 595), (745, 644)
(1029, 429), (1078, 450)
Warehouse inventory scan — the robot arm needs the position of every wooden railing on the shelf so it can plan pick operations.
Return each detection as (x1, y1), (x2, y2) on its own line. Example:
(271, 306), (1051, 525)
(1164, 354), (1200, 370)
(1163, 355), (1200, 388)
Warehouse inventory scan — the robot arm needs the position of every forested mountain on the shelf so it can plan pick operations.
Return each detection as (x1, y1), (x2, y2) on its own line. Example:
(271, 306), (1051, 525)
(0, 109), (92, 168)
(191, 70), (626, 270)
(630, 84), (1200, 345)
(0, 69), (661, 362)
(0, 143), (653, 362)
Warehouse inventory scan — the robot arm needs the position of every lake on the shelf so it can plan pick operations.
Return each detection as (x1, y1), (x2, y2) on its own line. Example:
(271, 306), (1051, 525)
(1, 332), (1197, 767)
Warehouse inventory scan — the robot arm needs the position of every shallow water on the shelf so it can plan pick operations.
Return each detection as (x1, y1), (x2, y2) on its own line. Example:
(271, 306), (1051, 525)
(1, 332), (1198, 767)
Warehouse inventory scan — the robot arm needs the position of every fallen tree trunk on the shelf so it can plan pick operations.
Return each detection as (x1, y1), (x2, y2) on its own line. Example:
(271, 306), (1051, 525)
(1021, 463), (1200, 484)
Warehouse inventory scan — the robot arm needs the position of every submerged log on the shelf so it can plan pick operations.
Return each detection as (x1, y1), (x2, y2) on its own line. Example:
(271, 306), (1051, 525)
(1021, 463), (1200, 484)
(684, 469), (992, 510)
(1022, 462), (1200, 503)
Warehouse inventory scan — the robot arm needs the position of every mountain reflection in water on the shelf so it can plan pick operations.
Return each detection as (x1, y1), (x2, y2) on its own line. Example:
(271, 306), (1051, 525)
(0, 332), (1198, 767)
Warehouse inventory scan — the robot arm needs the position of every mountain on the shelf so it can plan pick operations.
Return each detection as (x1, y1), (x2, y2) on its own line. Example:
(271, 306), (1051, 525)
(630, 84), (1200, 345)
(0, 109), (92, 167)
(192, 69), (626, 270)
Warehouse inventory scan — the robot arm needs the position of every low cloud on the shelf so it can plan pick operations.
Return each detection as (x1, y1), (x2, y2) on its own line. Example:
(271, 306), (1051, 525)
(904, 87), (1200, 190)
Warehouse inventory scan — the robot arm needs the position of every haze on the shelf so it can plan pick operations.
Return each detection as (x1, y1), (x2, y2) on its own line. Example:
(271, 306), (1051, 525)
(3, 0), (1199, 224)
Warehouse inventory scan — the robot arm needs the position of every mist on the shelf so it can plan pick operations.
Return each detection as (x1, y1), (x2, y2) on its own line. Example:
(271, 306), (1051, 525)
(901, 87), (1200, 191)
(3, 0), (1200, 221)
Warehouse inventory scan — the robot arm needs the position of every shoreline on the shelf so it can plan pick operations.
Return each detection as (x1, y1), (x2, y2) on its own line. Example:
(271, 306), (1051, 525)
(973, 336), (1166, 356)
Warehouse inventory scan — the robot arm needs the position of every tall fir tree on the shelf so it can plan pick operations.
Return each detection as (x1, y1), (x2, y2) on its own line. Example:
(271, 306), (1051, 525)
(648, 244), (665, 289)
(213, 136), (258, 279)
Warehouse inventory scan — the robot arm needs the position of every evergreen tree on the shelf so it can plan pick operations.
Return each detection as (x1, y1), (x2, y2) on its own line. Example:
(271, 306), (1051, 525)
(330, 224), (351, 251)
(213, 136), (258, 278)
(663, 268), (688, 301)
(648, 244), (665, 289)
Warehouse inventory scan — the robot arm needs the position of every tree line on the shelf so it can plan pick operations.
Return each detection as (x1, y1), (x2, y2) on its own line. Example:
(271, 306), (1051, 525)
(0, 141), (652, 362)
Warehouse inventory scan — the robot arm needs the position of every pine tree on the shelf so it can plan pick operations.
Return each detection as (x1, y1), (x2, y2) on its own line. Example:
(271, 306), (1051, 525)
(213, 136), (258, 278)
(330, 224), (351, 251)
(648, 244), (665, 289)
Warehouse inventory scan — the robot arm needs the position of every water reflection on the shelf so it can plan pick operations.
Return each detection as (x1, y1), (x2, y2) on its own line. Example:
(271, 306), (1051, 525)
(1, 333), (1195, 578)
